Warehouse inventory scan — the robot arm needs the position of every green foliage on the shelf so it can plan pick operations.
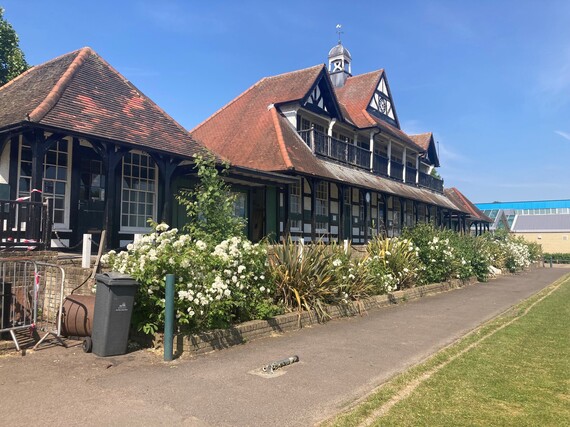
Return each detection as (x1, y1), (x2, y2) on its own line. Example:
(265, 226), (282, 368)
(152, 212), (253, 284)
(366, 236), (421, 290)
(269, 238), (342, 321)
(103, 224), (278, 334)
(403, 223), (457, 283)
(543, 253), (570, 264)
(177, 153), (246, 245)
(0, 8), (29, 86)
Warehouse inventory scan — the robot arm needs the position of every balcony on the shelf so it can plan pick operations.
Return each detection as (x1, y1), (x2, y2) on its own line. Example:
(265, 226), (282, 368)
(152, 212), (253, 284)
(390, 161), (403, 181)
(372, 154), (388, 176)
(298, 129), (444, 193)
(419, 172), (444, 192)
(405, 167), (417, 183)
(300, 129), (370, 170)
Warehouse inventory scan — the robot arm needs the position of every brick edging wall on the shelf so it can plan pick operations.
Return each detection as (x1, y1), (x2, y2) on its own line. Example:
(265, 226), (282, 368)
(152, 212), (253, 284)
(151, 276), (481, 357)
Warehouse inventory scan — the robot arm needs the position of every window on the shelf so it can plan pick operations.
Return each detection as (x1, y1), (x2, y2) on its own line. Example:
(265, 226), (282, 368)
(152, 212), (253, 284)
(232, 192), (247, 218)
(290, 181), (301, 215)
(121, 152), (157, 231)
(18, 138), (71, 227)
(315, 181), (328, 216)
(315, 181), (329, 232)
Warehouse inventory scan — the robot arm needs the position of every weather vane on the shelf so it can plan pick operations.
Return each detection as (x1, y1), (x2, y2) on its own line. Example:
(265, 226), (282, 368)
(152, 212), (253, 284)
(336, 24), (343, 44)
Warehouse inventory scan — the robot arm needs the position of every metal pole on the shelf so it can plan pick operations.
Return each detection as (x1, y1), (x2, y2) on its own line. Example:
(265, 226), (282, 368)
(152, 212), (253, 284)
(164, 274), (175, 361)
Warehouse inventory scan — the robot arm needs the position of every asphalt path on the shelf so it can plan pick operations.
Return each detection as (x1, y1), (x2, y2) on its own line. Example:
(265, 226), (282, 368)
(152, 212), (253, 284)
(0, 267), (567, 426)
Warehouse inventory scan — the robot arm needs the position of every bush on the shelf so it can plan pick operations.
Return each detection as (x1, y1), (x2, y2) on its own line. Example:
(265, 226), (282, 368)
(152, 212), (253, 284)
(403, 224), (457, 283)
(366, 236), (421, 290)
(102, 225), (279, 334)
(269, 238), (343, 321)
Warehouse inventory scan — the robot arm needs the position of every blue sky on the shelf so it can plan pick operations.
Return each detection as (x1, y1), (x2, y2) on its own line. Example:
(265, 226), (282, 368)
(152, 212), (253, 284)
(3, 0), (570, 203)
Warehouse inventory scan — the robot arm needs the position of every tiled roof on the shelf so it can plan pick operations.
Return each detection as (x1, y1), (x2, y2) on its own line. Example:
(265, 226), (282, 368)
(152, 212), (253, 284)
(0, 47), (208, 159)
(335, 70), (424, 152)
(408, 132), (432, 150)
(444, 188), (492, 222)
(192, 64), (324, 171)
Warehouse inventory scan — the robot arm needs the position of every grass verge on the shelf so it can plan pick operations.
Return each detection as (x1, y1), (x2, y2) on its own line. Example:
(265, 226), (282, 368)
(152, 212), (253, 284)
(323, 273), (570, 427)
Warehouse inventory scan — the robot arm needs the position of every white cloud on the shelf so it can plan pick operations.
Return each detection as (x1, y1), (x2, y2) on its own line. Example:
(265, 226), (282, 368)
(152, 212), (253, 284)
(554, 130), (570, 141)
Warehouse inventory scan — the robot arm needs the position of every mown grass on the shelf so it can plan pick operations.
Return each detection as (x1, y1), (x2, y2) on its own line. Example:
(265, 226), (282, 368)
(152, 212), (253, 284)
(325, 274), (570, 427)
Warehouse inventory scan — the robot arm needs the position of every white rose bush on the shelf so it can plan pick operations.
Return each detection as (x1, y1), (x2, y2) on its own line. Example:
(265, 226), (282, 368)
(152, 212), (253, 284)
(103, 224), (279, 335)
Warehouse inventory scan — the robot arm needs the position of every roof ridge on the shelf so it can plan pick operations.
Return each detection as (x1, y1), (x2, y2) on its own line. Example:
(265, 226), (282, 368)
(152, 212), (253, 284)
(264, 64), (324, 81)
(28, 47), (93, 122)
(0, 47), (84, 95)
(192, 65), (325, 135)
(270, 107), (293, 170)
(86, 48), (206, 154)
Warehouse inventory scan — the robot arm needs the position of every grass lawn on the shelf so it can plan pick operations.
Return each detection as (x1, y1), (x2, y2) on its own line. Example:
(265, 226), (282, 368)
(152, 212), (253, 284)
(326, 273), (570, 427)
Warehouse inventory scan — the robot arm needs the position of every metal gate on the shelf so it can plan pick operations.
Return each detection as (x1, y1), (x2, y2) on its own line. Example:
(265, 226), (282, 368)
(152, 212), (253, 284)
(0, 258), (65, 351)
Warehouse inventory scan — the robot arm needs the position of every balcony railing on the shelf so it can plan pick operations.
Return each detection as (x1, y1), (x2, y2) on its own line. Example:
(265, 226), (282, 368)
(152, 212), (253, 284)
(373, 154), (389, 176)
(405, 167), (417, 183)
(419, 172), (444, 192)
(297, 128), (444, 193)
(300, 129), (370, 170)
(390, 161), (403, 181)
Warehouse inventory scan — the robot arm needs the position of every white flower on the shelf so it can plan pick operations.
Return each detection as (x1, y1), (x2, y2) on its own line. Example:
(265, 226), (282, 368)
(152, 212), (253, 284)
(332, 259), (342, 267)
(156, 222), (170, 232)
(195, 240), (207, 251)
(238, 265), (246, 274)
(260, 286), (266, 292)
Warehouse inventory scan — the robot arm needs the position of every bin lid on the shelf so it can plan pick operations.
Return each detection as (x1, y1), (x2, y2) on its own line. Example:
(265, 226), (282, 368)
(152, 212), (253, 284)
(95, 272), (139, 287)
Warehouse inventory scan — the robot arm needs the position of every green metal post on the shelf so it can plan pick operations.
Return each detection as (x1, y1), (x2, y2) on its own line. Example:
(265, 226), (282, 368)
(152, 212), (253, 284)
(164, 274), (175, 361)
(549, 256), (553, 268)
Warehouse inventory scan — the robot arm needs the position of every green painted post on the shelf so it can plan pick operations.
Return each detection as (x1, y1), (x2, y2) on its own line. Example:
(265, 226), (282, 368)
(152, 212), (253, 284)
(164, 274), (175, 361)
(549, 256), (553, 268)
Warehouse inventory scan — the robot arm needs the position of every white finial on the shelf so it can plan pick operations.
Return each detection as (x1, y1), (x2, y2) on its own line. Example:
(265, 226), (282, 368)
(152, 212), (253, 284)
(336, 24), (343, 44)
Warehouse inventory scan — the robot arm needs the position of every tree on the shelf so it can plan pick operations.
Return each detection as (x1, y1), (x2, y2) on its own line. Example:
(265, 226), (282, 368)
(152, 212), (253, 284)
(0, 8), (29, 86)
(176, 153), (246, 245)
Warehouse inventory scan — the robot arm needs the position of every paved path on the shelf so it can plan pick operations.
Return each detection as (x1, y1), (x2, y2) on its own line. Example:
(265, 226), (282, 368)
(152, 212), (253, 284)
(1, 267), (567, 426)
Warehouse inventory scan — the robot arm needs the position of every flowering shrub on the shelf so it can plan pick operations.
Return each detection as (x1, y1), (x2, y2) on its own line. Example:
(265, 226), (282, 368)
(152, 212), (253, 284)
(102, 224), (279, 334)
(482, 231), (539, 273)
(329, 245), (374, 303)
(404, 224), (457, 284)
(366, 236), (421, 290)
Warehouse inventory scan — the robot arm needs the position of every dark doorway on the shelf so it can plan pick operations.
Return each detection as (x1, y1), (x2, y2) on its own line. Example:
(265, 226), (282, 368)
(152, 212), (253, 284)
(77, 146), (105, 249)
(249, 187), (265, 243)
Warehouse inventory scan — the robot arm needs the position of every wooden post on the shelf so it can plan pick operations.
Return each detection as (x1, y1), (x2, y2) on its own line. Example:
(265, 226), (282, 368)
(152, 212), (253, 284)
(310, 178), (317, 242)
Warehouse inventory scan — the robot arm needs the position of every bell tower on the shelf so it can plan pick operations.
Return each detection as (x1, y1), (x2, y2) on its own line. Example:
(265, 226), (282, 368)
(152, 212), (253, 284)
(328, 24), (352, 88)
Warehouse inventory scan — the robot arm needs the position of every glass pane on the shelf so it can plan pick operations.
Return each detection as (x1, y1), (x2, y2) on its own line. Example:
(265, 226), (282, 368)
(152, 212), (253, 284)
(58, 153), (67, 167)
(20, 162), (32, 177)
(45, 166), (56, 179)
(45, 151), (57, 165)
(54, 210), (64, 223)
(57, 166), (67, 181)
(55, 182), (66, 195)
(19, 177), (30, 193)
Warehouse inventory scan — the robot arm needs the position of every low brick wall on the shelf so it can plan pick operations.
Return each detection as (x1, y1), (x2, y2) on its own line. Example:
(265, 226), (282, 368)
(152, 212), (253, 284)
(149, 276), (479, 357)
